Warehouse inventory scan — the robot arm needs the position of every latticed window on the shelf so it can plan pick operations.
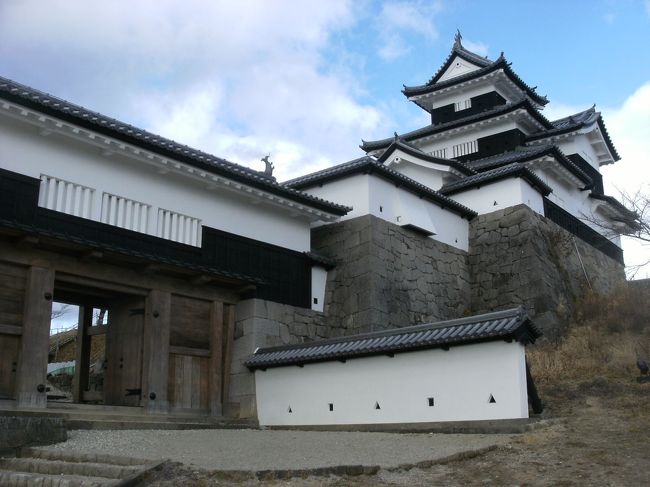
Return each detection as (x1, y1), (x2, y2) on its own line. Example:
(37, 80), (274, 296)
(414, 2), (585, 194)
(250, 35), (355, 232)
(452, 140), (478, 158)
(100, 193), (151, 234)
(453, 98), (472, 112)
(156, 208), (202, 246)
(38, 175), (94, 219)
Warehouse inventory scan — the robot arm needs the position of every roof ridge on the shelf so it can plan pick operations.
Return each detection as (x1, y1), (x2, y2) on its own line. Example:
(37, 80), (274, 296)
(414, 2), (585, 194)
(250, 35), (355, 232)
(0, 75), (350, 215)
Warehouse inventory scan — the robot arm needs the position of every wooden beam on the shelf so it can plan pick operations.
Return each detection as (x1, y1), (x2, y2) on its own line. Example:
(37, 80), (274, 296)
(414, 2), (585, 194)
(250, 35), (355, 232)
(0, 242), (241, 304)
(78, 250), (104, 261)
(170, 345), (210, 358)
(72, 305), (92, 403)
(221, 303), (235, 416)
(142, 290), (171, 414)
(15, 266), (54, 408)
(0, 324), (22, 336)
(14, 235), (39, 246)
(191, 274), (212, 285)
(208, 301), (224, 417)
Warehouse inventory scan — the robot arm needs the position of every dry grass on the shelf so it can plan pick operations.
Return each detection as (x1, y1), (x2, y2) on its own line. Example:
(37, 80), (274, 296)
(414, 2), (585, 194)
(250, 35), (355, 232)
(528, 284), (650, 385)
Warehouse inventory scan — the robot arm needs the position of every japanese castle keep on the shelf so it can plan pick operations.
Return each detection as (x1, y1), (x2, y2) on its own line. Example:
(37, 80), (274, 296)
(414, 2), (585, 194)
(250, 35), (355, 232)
(0, 34), (635, 425)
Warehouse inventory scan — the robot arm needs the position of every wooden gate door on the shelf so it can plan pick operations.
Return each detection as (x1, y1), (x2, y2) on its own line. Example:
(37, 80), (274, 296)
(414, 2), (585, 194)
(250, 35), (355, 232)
(0, 334), (20, 399)
(104, 297), (144, 407)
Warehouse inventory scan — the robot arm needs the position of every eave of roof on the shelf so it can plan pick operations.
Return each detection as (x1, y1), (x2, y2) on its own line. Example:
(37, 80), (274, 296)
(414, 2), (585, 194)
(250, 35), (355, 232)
(527, 107), (620, 162)
(245, 306), (541, 370)
(284, 156), (477, 219)
(376, 139), (477, 176)
(466, 144), (593, 186)
(403, 57), (549, 107)
(589, 194), (641, 230)
(0, 76), (349, 216)
(440, 163), (552, 196)
(361, 99), (554, 153)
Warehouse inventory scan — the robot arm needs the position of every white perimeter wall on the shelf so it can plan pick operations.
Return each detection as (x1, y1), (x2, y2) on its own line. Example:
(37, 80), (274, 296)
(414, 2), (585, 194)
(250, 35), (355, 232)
(0, 114), (311, 251)
(450, 178), (545, 216)
(303, 174), (469, 251)
(255, 340), (529, 426)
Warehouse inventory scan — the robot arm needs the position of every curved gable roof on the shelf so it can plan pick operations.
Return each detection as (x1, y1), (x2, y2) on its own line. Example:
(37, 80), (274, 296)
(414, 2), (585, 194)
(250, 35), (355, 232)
(402, 33), (548, 107)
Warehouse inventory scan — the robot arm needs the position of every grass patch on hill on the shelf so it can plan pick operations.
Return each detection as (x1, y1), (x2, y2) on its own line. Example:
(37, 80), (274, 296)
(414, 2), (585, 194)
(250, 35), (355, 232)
(528, 283), (650, 415)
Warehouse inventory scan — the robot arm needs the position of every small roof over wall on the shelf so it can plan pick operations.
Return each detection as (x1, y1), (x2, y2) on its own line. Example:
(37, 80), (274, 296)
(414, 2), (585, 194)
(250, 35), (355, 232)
(245, 307), (541, 370)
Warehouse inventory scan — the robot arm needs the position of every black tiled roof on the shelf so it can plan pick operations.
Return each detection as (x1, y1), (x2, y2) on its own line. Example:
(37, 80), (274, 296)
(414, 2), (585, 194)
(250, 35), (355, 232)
(361, 99), (554, 153)
(466, 145), (592, 185)
(589, 194), (640, 229)
(376, 139), (476, 176)
(402, 40), (548, 107)
(245, 307), (541, 370)
(527, 106), (620, 162)
(284, 156), (477, 219)
(440, 163), (552, 196)
(0, 76), (350, 216)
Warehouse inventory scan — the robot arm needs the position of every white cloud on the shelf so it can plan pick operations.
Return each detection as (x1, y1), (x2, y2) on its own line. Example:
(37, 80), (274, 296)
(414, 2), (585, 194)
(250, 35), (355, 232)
(461, 39), (489, 57)
(376, 1), (442, 61)
(0, 0), (391, 181)
(601, 82), (650, 278)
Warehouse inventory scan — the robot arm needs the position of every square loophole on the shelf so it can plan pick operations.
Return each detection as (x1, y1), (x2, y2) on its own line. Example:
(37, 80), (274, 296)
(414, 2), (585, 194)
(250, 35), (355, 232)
(427, 397), (434, 407)
(329, 403), (334, 411)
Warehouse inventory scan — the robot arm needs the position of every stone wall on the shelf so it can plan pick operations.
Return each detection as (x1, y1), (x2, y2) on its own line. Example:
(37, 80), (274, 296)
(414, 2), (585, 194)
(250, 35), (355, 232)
(468, 205), (625, 339)
(312, 214), (471, 335)
(0, 416), (66, 451)
(229, 299), (327, 419)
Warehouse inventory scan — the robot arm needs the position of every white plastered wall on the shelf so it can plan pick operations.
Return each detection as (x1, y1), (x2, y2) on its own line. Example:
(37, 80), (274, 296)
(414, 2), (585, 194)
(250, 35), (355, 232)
(255, 340), (529, 425)
(437, 55), (482, 83)
(302, 174), (469, 251)
(0, 113), (312, 251)
(449, 178), (545, 216)
(310, 266), (328, 312)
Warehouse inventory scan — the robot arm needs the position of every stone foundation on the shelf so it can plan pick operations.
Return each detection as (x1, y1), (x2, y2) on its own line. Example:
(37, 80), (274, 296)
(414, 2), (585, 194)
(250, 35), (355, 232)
(468, 205), (624, 338)
(312, 215), (470, 334)
(229, 299), (327, 418)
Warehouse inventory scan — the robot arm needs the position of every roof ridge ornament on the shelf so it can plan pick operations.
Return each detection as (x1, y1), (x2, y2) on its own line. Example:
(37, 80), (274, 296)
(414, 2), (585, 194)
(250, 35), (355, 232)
(260, 154), (276, 181)
(453, 29), (463, 49)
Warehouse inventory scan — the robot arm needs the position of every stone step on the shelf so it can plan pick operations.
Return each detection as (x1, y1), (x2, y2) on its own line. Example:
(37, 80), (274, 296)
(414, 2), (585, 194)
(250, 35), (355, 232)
(0, 457), (142, 479)
(22, 447), (148, 466)
(64, 418), (256, 431)
(0, 469), (121, 486)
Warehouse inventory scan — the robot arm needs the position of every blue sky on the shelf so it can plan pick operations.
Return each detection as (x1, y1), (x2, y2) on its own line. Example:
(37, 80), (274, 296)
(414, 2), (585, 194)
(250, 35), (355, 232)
(1, 0), (649, 277)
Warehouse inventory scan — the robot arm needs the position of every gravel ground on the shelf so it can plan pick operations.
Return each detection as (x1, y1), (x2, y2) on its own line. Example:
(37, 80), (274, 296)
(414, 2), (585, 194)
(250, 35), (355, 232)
(40, 429), (509, 471)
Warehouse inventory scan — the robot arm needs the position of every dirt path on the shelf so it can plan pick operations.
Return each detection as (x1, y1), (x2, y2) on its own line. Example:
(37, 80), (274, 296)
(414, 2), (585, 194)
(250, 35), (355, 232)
(143, 380), (650, 486)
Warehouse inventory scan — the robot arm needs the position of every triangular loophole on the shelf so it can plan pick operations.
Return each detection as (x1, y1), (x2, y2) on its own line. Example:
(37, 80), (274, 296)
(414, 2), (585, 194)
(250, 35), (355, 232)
(488, 394), (496, 404)
(288, 406), (292, 413)
(374, 401), (381, 410)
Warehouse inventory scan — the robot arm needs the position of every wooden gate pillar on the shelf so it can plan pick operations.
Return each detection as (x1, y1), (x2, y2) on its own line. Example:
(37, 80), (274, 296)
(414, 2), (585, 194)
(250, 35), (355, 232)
(142, 289), (171, 414)
(16, 266), (54, 408)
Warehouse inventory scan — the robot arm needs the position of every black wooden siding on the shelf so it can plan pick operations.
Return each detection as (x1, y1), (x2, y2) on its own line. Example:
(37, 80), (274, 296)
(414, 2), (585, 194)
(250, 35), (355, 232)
(430, 91), (507, 126)
(0, 167), (311, 307)
(543, 197), (623, 264)
(567, 154), (604, 194)
(456, 129), (527, 163)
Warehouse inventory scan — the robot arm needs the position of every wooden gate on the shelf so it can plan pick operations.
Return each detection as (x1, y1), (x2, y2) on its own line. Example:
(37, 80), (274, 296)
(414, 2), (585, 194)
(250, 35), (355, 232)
(167, 298), (235, 415)
(0, 262), (27, 400)
(104, 297), (144, 407)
